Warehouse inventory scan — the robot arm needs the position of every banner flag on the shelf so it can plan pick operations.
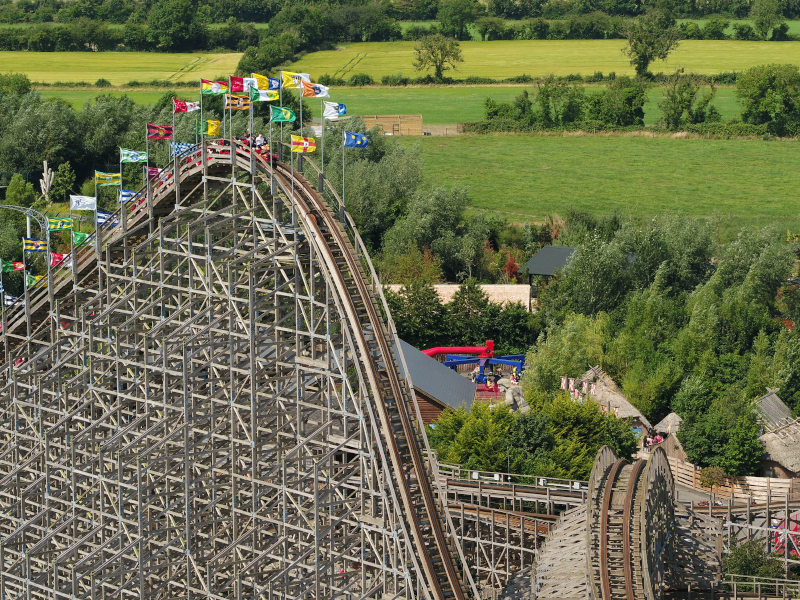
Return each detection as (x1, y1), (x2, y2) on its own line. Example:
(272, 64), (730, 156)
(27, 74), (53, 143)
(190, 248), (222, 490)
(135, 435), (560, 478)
(323, 101), (346, 120)
(26, 273), (43, 288)
(146, 124), (173, 140)
(94, 172), (121, 187)
(70, 195), (96, 210)
(170, 142), (194, 157)
(120, 148), (147, 163)
(73, 231), (89, 246)
(301, 81), (330, 98)
(291, 135), (316, 153)
(120, 189), (136, 203)
(23, 238), (46, 252)
(48, 217), (72, 231)
(281, 71), (310, 90)
(4, 295), (19, 307)
(97, 211), (119, 226)
(224, 93), (251, 111)
(201, 79), (228, 95)
(173, 98), (200, 113)
(230, 76), (257, 92)
(147, 166), (160, 180)
(1, 260), (25, 272)
(249, 89), (279, 102)
(269, 106), (296, 123)
(50, 252), (70, 267)
(252, 74), (282, 91)
(343, 131), (369, 148)
(196, 120), (221, 135)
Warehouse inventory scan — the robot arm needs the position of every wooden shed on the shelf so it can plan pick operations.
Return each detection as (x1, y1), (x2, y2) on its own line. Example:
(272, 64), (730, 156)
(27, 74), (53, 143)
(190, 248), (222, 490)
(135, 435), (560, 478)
(362, 115), (423, 136)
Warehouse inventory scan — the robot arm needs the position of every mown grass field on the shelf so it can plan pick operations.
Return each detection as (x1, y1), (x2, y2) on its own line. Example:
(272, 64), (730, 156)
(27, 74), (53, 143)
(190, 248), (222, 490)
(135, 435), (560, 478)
(289, 40), (800, 79)
(400, 135), (800, 230)
(39, 85), (741, 125)
(0, 52), (241, 85)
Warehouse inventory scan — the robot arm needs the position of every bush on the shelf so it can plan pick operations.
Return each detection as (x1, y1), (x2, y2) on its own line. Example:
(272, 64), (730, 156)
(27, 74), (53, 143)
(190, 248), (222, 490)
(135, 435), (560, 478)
(95, 78), (111, 88)
(465, 75), (497, 84)
(318, 73), (346, 86)
(504, 74), (534, 83)
(381, 72), (410, 86)
(733, 22), (757, 40)
(0, 72), (31, 95)
(347, 73), (374, 86)
(403, 23), (435, 40)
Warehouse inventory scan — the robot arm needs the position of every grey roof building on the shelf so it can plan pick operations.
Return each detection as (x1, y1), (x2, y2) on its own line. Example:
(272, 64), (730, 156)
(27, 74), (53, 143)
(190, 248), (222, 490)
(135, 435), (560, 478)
(755, 388), (794, 432)
(524, 246), (576, 286)
(395, 339), (475, 423)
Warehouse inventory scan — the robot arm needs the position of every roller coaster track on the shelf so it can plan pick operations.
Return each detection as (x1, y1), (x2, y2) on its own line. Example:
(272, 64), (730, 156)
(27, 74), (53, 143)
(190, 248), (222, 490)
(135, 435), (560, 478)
(0, 141), (477, 600)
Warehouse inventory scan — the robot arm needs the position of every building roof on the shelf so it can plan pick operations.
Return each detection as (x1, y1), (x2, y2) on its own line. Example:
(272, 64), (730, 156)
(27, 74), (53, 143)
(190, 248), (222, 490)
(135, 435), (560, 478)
(581, 366), (652, 430)
(755, 388), (793, 432)
(385, 284), (531, 310)
(524, 246), (576, 277)
(395, 338), (475, 411)
(654, 412), (683, 434)
(760, 419), (800, 474)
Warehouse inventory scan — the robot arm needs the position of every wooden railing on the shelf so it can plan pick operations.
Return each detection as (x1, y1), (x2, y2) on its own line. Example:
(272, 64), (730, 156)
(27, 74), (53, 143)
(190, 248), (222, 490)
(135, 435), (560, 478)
(666, 456), (800, 503)
(722, 574), (800, 598)
(435, 460), (588, 492)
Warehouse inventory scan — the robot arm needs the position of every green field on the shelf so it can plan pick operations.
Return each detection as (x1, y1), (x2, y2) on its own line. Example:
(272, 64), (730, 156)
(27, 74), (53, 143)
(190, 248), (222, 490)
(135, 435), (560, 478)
(0, 52), (242, 85)
(289, 40), (800, 80)
(401, 135), (800, 229)
(38, 85), (741, 124)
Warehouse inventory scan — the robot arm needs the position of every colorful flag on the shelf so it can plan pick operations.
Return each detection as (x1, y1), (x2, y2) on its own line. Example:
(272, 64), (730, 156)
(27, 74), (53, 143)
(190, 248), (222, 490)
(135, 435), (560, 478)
(201, 79), (228, 95)
(568, 378), (574, 391)
(249, 89), (279, 102)
(561, 376), (567, 390)
(343, 131), (369, 148)
(291, 135), (316, 153)
(120, 148), (147, 163)
(22, 238), (46, 253)
(173, 98), (200, 113)
(120, 189), (136, 203)
(48, 217), (72, 231)
(170, 142), (194, 157)
(147, 167), (160, 181)
(230, 76), (257, 92)
(147, 124), (173, 140)
(26, 273), (43, 288)
(281, 71), (311, 90)
(269, 106), (296, 123)
(323, 101), (346, 120)
(1, 260), (25, 272)
(224, 94), (251, 111)
(196, 120), (221, 136)
(5, 296), (19, 307)
(97, 211), (119, 226)
(95, 172), (121, 187)
(50, 252), (69, 267)
(70, 195), (96, 210)
(301, 81), (330, 98)
(252, 73), (281, 91)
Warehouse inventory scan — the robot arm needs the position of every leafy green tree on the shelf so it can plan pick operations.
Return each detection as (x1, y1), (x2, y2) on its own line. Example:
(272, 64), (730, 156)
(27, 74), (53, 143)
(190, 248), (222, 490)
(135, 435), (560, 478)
(622, 9), (680, 77)
(718, 415), (764, 476)
(379, 243), (442, 284)
(412, 33), (463, 80)
(446, 279), (491, 345)
(0, 72), (31, 96)
(147, 0), (207, 51)
(5, 173), (36, 207)
(702, 16), (729, 39)
(659, 71), (720, 130)
(723, 540), (785, 579)
(437, 0), (480, 39)
(585, 75), (648, 126)
(386, 280), (448, 350)
(535, 76), (585, 126)
(750, 0), (785, 39)
(50, 161), (76, 204)
(736, 64), (800, 135)
(475, 16), (507, 40)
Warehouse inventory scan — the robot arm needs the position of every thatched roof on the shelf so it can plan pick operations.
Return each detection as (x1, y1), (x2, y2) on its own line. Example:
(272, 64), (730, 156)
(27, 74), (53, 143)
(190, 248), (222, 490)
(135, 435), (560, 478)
(760, 419), (800, 474)
(654, 412), (683, 434)
(581, 366), (652, 430)
(755, 388), (794, 432)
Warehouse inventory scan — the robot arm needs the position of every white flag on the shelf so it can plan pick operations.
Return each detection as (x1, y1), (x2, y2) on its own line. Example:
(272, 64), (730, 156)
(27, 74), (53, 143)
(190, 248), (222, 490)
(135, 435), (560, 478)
(70, 195), (96, 210)
(323, 101), (345, 120)
(243, 77), (257, 91)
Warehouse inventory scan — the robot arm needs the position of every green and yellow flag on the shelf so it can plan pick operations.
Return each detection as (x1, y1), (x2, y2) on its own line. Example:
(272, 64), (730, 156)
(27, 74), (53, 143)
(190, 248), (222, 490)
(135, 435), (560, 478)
(26, 273), (43, 288)
(48, 217), (72, 231)
(269, 106), (296, 123)
(196, 120), (221, 136)
(95, 171), (121, 187)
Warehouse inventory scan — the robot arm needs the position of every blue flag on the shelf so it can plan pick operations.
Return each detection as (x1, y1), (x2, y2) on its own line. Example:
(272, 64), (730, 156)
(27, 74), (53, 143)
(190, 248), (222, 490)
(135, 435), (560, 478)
(343, 132), (368, 148)
(120, 189), (137, 203)
(97, 211), (119, 226)
(170, 142), (193, 157)
(268, 77), (281, 90)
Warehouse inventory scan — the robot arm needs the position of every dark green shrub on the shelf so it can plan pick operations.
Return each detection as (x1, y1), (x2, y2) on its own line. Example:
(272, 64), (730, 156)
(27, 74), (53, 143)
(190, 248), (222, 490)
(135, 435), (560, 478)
(347, 73), (374, 86)
(95, 78), (111, 87)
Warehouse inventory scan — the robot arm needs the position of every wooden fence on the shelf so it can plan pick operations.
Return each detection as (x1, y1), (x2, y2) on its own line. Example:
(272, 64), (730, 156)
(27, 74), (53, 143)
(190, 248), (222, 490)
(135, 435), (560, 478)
(665, 456), (800, 503)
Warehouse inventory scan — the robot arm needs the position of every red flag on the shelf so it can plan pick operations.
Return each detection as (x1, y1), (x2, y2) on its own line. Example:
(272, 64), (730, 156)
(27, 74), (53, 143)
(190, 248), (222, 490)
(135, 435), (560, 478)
(147, 166), (160, 180)
(172, 99), (200, 114)
(230, 76), (244, 92)
(10, 262), (24, 271)
(147, 123), (173, 139)
(50, 252), (67, 267)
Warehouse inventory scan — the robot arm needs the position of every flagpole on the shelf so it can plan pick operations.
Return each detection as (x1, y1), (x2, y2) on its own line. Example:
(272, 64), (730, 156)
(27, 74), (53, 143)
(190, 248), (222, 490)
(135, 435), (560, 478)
(94, 178), (99, 261)
(269, 117), (274, 194)
(228, 76), (233, 156)
(22, 238), (29, 336)
(299, 91), (303, 138)
(249, 88), (254, 175)
(279, 75), (283, 163)
(200, 80), (203, 145)
(69, 200), (74, 284)
(321, 100), (324, 176)
(342, 131), (345, 221)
